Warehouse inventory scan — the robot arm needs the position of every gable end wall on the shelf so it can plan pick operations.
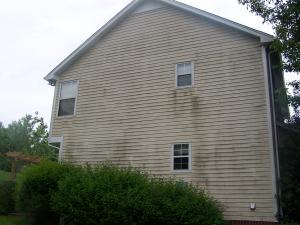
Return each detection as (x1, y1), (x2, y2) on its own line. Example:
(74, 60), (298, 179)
(50, 6), (275, 222)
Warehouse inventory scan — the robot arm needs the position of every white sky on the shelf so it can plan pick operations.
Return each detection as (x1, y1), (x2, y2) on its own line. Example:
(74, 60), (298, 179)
(0, 0), (297, 126)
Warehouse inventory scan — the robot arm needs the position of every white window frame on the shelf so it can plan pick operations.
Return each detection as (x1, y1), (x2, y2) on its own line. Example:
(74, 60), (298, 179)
(171, 142), (192, 172)
(175, 61), (194, 88)
(57, 80), (79, 118)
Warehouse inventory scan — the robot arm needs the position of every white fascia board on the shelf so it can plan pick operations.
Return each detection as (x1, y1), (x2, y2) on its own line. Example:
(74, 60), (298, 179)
(44, 0), (274, 82)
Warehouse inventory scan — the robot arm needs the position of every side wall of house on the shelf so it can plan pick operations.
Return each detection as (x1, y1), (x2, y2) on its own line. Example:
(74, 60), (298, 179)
(51, 6), (275, 222)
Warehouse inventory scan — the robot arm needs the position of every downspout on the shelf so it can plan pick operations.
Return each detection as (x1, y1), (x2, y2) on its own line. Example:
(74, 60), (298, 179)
(263, 45), (282, 220)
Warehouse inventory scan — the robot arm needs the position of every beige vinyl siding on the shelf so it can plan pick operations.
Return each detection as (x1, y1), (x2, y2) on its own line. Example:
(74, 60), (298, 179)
(51, 6), (275, 222)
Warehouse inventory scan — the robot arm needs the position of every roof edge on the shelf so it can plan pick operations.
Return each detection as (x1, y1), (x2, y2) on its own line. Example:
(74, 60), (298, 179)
(45, 0), (274, 82)
(161, 0), (273, 42)
(44, 0), (141, 82)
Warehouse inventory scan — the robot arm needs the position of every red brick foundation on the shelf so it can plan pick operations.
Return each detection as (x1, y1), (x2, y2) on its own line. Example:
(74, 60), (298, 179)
(229, 221), (278, 225)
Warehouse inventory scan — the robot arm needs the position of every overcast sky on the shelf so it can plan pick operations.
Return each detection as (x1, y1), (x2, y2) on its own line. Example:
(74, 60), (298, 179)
(0, 0), (296, 126)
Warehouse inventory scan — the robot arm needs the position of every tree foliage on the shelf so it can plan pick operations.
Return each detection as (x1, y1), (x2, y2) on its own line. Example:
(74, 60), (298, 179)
(0, 122), (10, 154)
(238, 0), (299, 72)
(278, 125), (300, 222)
(0, 113), (57, 162)
(287, 80), (300, 121)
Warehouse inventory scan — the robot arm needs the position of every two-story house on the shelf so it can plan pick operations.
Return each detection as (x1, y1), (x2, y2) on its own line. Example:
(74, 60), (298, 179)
(45, 0), (285, 224)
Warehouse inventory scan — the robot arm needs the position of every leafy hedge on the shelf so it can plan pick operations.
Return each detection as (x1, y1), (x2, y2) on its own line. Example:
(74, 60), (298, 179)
(16, 161), (75, 225)
(0, 180), (15, 215)
(16, 162), (224, 225)
(0, 155), (11, 172)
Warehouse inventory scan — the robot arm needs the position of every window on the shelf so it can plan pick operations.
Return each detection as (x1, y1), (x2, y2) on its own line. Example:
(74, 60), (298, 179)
(58, 81), (78, 117)
(173, 143), (191, 171)
(176, 62), (193, 88)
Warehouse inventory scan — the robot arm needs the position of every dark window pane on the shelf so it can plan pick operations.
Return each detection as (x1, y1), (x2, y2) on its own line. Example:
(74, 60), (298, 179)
(181, 162), (189, 170)
(174, 150), (181, 156)
(174, 144), (181, 150)
(177, 74), (192, 87)
(182, 157), (188, 163)
(58, 98), (75, 116)
(181, 149), (189, 156)
(174, 157), (182, 170)
(174, 157), (189, 170)
(182, 144), (189, 150)
(174, 163), (182, 170)
(174, 158), (182, 164)
(181, 157), (189, 169)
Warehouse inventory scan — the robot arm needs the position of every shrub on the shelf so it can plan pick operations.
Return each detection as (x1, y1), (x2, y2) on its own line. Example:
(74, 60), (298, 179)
(52, 164), (224, 225)
(0, 155), (11, 172)
(0, 180), (16, 215)
(16, 161), (75, 225)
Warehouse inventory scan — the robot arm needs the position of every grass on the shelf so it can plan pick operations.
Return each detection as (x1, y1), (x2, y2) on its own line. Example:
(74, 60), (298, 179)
(0, 170), (10, 181)
(283, 223), (300, 225)
(0, 216), (31, 225)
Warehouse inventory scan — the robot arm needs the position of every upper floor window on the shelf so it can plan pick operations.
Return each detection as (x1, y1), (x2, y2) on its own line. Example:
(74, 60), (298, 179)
(176, 62), (193, 88)
(173, 143), (191, 171)
(58, 80), (78, 117)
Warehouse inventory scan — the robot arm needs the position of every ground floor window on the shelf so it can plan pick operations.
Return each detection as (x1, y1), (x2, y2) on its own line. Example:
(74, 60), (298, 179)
(173, 143), (191, 171)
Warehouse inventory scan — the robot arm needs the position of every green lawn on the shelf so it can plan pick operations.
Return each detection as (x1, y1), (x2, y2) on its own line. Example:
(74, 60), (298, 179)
(0, 216), (31, 225)
(0, 170), (10, 181)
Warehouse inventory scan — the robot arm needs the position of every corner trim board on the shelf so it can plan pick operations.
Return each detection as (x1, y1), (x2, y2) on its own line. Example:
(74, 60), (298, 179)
(261, 45), (279, 220)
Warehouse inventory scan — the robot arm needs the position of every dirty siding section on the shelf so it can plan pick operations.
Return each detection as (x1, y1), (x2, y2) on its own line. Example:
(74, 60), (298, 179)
(51, 6), (274, 222)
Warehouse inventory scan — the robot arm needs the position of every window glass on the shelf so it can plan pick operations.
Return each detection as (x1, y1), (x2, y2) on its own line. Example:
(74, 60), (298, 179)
(173, 143), (190, 171)
(184, 63), (191, 74)
(58, 81), (78, 117)
(176, 62), (193, 87)
(58, 98), (75, 116)
(177, 74), (192, 87)
(177, 63), (185, 75)
(60, 81), (78, 99)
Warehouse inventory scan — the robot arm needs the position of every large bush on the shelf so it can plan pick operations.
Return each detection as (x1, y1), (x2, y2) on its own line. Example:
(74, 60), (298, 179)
(0, 180), (15, 215)
(16, 161), (75, 225)
(16, 162), (224, 225)
(52, 164), (224, 225)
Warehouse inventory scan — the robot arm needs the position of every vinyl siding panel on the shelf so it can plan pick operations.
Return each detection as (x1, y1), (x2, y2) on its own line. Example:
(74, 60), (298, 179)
(50, 6), (275, 222)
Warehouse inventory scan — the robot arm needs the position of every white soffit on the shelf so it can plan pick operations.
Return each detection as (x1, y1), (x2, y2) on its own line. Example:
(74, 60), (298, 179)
(44, 0), (274, 82)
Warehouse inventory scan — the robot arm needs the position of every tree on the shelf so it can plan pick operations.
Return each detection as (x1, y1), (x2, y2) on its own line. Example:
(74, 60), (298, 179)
(0, 122), (10, 153)
(238, 0), (299, 72)
(0, 113), (58, 161)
